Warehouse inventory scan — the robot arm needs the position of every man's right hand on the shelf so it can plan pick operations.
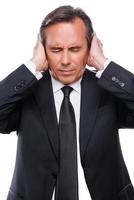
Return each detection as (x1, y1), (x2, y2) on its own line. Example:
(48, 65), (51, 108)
(31, 34), (48, 72)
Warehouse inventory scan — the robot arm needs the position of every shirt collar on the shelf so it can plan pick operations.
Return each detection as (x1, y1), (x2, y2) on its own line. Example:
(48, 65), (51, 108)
(51, 75), (81, 94)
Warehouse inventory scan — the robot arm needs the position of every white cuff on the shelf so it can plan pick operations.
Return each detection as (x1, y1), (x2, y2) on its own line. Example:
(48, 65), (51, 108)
(96, 59), (111, 78)
(24, 60), (43, 80)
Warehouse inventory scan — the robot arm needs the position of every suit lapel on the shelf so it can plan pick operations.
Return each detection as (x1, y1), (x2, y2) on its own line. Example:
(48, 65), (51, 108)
(33, 71), (59, 162)
(32, 69), (102, 163)
(80, 69), (102, 161)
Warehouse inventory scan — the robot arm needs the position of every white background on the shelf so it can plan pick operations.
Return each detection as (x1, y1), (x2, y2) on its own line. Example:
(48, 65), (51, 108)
(0, 0), (134, 199)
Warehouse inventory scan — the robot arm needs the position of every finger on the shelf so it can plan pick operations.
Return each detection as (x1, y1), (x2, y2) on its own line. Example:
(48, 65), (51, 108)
(93, 32), (99, 40)
(100, 42), (103, 46)
(97, 38), (103, 46)
(93, 32), (97, 37)
(99, 40), (103, 47)
(98, 40), (103, 45)
(33, 34), (40, 49)
(38, 33), (43, 42)
(93, 34), (100, 44)
(36, 34), (41, 44)
(36, 33), (42, 45)
(92, 32), (97, 40)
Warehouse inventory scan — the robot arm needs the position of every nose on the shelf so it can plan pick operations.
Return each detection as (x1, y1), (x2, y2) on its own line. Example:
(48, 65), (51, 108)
(61, 51), (71, 66)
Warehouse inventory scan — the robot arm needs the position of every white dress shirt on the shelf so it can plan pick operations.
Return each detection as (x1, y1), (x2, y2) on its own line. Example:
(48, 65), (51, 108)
(24, 60), (111, 200)
(51, 75), (91, 200)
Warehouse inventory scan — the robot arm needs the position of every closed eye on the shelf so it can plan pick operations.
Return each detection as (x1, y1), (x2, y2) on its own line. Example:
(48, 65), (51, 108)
(50, 46), (82, 53)
(51, 48), (62, 53)
(69, 47), (81, 52)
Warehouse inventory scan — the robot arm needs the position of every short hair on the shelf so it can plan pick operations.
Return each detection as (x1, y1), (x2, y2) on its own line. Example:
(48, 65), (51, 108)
(40, 5), (94, 48)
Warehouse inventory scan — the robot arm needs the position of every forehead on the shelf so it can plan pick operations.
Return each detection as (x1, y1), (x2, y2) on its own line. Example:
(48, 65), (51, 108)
(45, 18), (87, 46)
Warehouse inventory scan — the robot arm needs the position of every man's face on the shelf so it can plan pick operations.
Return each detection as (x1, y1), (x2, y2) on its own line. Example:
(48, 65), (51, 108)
(45, 17), (89, 84)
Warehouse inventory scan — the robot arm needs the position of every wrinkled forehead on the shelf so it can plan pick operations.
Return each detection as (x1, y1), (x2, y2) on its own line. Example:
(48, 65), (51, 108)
(44, 18), (87, 46)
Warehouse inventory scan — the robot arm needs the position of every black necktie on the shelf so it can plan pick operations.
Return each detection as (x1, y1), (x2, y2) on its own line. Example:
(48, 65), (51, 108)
(55, 86), (79, 200)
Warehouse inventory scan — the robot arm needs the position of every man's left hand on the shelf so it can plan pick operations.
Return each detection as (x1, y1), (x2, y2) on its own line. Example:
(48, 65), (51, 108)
(87, 33), (108, 70)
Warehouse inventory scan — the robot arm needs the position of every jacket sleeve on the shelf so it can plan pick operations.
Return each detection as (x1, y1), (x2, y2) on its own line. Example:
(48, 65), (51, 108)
(0, 65), (38, 133)
(97, 61), (134, 128)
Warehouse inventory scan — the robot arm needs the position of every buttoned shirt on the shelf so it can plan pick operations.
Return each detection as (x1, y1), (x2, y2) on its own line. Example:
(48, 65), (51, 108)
(24, 60), (111, 199)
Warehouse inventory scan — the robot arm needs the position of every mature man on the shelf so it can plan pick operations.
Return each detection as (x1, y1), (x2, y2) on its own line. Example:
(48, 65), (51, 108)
(0, 5), (134, 200)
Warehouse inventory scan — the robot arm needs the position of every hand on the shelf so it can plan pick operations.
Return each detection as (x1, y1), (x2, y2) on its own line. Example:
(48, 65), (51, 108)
(31, 34), (48, 71)
(87, 33), (108, 70)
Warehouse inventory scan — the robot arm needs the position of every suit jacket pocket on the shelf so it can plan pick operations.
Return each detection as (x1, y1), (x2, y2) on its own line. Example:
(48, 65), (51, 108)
(7, 189), (23, 200)
(118, 183), (134, 200)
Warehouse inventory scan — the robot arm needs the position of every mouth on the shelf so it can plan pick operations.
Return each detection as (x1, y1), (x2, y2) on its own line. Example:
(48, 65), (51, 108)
(59, 69), (75, 76)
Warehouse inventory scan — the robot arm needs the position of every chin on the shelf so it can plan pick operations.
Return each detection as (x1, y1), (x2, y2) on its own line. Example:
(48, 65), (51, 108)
(60, 80), (73, 85)
(59, 76), (79, 85)
(58, 77), (73, 84)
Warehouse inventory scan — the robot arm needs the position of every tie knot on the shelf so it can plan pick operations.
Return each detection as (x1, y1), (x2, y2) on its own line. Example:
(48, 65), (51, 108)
(61, 86), (73, 98)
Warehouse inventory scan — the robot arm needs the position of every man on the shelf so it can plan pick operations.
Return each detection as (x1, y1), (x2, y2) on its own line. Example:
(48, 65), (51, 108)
(0, 5), (134, 200)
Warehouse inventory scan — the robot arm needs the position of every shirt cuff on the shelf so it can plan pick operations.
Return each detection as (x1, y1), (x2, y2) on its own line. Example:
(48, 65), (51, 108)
(96, 59), (111, 78)
(24, 60), (43, 80)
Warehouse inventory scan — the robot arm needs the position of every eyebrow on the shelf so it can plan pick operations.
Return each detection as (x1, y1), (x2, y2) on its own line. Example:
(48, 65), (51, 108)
(48, 45), (82, 49)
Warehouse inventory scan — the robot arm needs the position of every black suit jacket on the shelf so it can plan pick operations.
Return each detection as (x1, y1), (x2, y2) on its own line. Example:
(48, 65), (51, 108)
(0, 62), (134, 200)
